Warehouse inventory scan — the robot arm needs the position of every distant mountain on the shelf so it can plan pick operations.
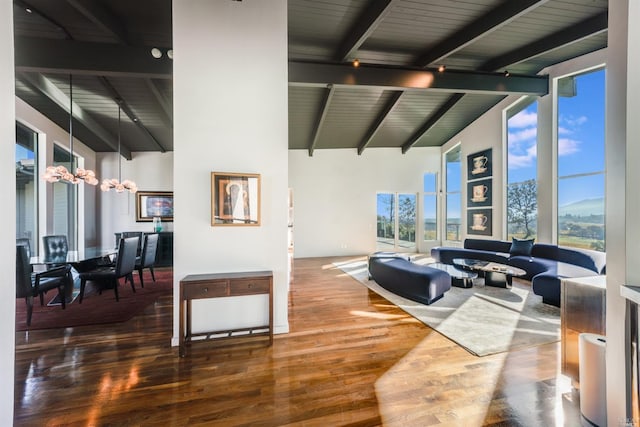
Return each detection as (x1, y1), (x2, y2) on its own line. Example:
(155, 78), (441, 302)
(559, 197), (604, 217)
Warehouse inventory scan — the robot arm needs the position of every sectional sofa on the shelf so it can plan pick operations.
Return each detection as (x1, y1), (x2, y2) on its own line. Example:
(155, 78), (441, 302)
(431, 238), (606, 307)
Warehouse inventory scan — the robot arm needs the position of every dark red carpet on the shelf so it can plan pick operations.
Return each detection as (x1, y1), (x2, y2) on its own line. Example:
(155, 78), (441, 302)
(15, 268), (173, 331)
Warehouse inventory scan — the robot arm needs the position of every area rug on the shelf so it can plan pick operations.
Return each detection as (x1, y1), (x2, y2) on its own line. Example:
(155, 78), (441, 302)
(335, 257), (560, 357)
(15, 268), (173, 331)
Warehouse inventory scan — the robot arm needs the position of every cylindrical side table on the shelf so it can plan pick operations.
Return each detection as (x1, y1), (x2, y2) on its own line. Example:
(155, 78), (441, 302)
(579, 333), (607, 427)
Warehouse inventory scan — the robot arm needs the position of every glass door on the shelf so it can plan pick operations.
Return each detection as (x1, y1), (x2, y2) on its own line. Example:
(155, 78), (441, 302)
(376, 193), (417, 252)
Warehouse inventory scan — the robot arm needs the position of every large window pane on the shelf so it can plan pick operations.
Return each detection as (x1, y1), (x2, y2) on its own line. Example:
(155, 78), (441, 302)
(16, 123), (38, 253)
(558, 175), (605, 250)
(558, 71), (606, 177)
(557, 69), (605, 251)
(377, 192), (416, 251)
(445, 146), (461, 242)
(52, 144), (78, 251)
(423, 173), (437, 241)
(376, 193), (395, 250)
(507, 100), (538, 239)
(398, 194), (416, 250)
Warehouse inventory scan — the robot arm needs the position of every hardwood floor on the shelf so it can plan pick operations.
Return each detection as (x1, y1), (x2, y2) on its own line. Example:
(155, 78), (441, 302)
(14, 256), (583, 426)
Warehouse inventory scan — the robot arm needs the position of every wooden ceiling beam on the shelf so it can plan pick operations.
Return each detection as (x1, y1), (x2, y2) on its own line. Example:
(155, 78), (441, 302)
(308, 85), (336, 157)
(480, 11), (608, 72)
(401, 94), (465, 154)
(413, 0), (549, 68)
(357, 91), (403, 155)
(14, 37), (172, 79)
(289, 61), (548, 96)
(334, 0), (398, 62)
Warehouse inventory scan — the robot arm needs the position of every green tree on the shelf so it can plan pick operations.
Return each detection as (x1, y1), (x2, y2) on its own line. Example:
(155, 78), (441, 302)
(398, 197), (416, 242)
(507, 179), (537, 238)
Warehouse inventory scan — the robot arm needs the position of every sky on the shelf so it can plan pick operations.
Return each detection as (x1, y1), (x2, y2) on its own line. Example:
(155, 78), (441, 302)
(508, 68), (605, 209)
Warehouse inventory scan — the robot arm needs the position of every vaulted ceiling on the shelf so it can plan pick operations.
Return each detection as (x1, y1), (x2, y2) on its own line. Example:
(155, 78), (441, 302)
(13, 0), (608, 158)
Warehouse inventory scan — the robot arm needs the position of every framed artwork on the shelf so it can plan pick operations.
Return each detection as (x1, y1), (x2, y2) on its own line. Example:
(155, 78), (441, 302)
(467, 178), (492, 208)
(467, 208), (492, 236)
(211, 172), (261, 226)
(136, 191), (174, 222)
(467, 148), (492, 180)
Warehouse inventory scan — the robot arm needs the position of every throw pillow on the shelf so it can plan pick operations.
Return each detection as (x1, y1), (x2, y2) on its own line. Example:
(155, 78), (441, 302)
(510, 237), (534, 256)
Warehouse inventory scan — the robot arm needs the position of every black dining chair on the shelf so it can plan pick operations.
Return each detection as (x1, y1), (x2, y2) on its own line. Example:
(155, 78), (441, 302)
(16, 245), (72, 326)
(42, 235), (69, 264)
(135, 233), (159, 288)
(78, 236), (138, 303)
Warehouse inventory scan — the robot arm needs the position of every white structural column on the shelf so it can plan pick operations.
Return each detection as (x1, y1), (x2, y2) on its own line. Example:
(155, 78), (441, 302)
(172, 1), (289, 343)
(607, 0), (637, 424)
(1, 0), (15, 422)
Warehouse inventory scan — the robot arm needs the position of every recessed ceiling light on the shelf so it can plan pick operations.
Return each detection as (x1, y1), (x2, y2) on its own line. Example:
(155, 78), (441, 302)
(151, 48), (162, 59)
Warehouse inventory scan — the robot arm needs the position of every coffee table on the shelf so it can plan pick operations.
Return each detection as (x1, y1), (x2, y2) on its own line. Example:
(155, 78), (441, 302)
(452, 258), (526, 288)
(427, 262), (478, 288)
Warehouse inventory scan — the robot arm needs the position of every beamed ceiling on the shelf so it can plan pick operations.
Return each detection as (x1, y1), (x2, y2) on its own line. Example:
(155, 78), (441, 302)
(13, 0), (608, 157)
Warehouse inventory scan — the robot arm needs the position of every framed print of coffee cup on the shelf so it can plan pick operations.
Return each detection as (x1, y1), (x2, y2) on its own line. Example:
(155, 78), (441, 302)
(467, 178), (492, 207)
(467, 208), (492, 236)
(467, 148), (492, 180)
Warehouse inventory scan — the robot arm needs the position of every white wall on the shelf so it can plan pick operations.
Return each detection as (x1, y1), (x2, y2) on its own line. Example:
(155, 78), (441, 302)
(289, 147), (441, 258)
(96, 151), (174, 248)
(1, 0), (14, 422)
(172, 0), (289, 339)
(441, 104), (508, 241)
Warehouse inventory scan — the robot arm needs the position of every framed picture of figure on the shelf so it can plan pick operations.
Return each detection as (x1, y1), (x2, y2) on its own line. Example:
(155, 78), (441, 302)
(211, 172), (261, 226)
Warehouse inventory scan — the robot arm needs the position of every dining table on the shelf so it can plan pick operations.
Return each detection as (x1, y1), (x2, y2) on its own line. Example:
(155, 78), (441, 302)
(30, 248), (117, 304)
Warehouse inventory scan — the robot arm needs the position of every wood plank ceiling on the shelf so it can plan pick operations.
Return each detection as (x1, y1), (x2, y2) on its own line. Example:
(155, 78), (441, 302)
(13, 0), (608, 156)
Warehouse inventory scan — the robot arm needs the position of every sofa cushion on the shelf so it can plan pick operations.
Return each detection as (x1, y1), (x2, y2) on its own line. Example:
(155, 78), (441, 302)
(464, 238), (512, 253)
(430, 247), (510, 265)
(510, 237), (534, 256)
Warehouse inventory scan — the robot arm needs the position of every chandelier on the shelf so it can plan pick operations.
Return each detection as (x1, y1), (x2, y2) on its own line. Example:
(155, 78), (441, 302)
(42, 75), (99, 185)
(100, 105), (137, 193)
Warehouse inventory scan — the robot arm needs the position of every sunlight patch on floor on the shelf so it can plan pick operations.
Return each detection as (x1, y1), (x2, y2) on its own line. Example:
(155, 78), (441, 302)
(374, 333), (507, 425)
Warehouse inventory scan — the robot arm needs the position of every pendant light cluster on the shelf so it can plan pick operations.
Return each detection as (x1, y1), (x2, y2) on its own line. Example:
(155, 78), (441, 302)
(100, 104), (138, 194)
(42, 75), (99, 186)
(42, 74), (136, 194)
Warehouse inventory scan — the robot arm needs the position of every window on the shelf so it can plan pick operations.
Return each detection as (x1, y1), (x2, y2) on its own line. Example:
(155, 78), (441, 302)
(445, 146), (461, 241)
(51, 144), (78, 251)
(376, 193), (417, 251)
(557, 69), (605, 251)
(507, 99), (538, 239)
(423, 173), (437, 241)
(16, 122), (38, 253)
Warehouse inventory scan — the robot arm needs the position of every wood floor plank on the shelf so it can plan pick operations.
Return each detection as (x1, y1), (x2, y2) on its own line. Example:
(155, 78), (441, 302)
(14, 256), (581, 426)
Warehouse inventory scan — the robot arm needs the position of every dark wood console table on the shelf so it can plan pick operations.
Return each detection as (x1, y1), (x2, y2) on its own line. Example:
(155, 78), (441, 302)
(179, 271), (273, 357)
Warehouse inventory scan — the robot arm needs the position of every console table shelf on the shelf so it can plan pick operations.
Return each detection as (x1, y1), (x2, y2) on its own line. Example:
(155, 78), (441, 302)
(179, 271), (273, 357)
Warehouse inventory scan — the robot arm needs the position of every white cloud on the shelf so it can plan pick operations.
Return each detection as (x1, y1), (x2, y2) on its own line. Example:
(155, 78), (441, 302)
(508, 127), (537, 144)
(508, 144), (537, 168)
(509, 110), (537, 128)
(564, 115), (588, 127)
(558, 138), (581, 156)
(558, 126), (572, 135)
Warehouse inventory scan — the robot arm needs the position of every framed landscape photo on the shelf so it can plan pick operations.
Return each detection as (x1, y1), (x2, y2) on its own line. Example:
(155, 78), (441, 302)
(211, 172), (261, 226)
(136, 191), (174, 222)
(467, 148), (493, 180)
